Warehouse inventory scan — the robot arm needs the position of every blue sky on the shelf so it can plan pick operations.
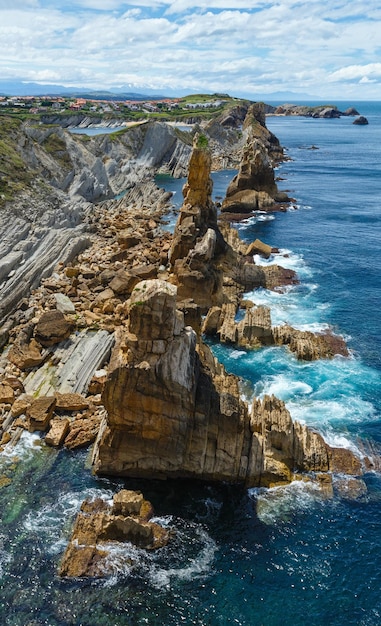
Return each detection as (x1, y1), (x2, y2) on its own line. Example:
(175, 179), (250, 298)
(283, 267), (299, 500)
(0, 0), (380, 99)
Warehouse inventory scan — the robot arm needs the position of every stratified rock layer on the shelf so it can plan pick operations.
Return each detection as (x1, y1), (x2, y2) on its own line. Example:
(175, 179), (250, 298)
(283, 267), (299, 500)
(93, 279), (358, 486)
(59, 489), (168, 578)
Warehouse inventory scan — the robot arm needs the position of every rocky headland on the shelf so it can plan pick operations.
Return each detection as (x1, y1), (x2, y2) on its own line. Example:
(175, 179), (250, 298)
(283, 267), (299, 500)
(0, 101), (373, 577)
(267, 104), (360, 118)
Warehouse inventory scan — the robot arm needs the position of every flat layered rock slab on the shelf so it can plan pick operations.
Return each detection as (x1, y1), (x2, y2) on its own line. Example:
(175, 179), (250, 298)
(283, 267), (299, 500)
(23, 329), (114, 397)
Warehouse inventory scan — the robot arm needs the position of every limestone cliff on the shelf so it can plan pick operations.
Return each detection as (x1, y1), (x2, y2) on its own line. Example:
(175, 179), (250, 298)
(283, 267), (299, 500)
(92, 279), (360, 486)
(0, 117), (191, 329)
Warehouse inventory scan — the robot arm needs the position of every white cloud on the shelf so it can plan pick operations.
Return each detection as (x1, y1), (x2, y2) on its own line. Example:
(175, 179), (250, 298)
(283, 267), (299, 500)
(329, 63), (381, 81)
(359, 76), (377, 84)
(0, 0), (380, 98)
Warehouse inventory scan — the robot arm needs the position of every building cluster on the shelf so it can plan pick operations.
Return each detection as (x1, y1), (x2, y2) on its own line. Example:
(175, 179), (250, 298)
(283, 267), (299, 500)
(0, 95), (183, 115)
(0, 94), (229, 116)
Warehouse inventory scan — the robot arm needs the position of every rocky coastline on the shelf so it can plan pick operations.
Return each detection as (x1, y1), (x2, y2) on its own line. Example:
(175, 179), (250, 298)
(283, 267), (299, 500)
(0, 102), (374, 577)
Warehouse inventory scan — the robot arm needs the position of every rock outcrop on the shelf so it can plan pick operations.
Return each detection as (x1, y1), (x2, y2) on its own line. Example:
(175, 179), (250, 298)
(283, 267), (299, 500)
(273, 324), (349, 360)
(59, 489), (169, 578)
(168, 138), (228, 310)
(272, 104), (360, 118)
(203, 306), (349, 360)
(168, 137), (297, 318)
(92, 279), (362, 486)
(221, 103), (289, 214)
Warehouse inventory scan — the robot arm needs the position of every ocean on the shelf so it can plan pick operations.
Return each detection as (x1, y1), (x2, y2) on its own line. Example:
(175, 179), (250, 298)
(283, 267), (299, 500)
(1, 102), (381, 625)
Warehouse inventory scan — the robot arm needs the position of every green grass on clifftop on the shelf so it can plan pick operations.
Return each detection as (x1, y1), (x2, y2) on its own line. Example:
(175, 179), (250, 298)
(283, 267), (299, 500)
(0, 116), (34, 208)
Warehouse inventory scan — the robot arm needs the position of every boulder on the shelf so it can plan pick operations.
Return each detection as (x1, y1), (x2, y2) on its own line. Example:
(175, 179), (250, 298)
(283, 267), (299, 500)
(27, 396), (56, 432)
(54, 392), (89, 412)
(109, 269), (136, 295)
(63, 411), (103, 449)
(2, 376), (25, 394)
(8, 338), (45, 370)
(0, 384), (15, 405)
(11, 394), (33, 418)
(117, 230), (141, 249)
(245, 238), (272, 259)
(34, 310), (75, 346)
(94, 288), (115, 307)
(54, 293), (76, 314)
(353, 116), (369, 125)
(45, 417), (70, 447)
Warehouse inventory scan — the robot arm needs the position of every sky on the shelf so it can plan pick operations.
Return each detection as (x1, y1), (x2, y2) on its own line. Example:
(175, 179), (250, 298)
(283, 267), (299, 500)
(0, 0), (381, 100)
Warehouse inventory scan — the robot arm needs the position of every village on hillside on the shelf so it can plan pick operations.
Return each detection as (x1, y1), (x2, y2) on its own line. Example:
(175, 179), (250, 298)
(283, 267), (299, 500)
(0, 94), (230, 117)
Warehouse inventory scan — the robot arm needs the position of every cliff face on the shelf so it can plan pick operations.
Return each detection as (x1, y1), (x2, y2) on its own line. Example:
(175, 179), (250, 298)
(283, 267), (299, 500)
(92, 279), (332, 486)
(22, 120), (192, 201)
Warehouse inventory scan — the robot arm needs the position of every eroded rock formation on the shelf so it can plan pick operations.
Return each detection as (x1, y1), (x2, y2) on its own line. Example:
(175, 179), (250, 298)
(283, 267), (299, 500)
(59, 489), (169, 578)
(168, 136), (297, 318)
(92, 279), (362, 486)
(221, 103), (290, 214)
(0, 108), (368, 507)
(203, 304), (349, 360)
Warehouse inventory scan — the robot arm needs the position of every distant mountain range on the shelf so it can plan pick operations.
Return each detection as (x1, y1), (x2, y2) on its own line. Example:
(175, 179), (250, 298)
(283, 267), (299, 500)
(0, 80), (170, 100)
(0, 79), (323, 103)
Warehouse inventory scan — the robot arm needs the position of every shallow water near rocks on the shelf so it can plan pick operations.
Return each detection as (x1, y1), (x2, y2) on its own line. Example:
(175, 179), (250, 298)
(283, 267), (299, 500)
(1, 103), (381, 625)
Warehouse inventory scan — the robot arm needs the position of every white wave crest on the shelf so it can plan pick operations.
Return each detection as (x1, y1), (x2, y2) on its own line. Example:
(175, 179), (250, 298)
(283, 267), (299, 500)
(255, 376), (313, 401)
(23, 487), (114, 554)
(149, 524), (217, 589)
(249, 480), (322, 525)
(1, 431), (42, 463)
(95, 517), (216, 590)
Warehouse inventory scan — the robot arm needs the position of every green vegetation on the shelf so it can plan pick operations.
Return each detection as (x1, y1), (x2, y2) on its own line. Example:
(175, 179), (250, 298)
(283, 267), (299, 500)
(0, 93), (252, 127)
(196, 133), (209, 149)
(41, 132), (72, 170)
(0, 116), (34, 208)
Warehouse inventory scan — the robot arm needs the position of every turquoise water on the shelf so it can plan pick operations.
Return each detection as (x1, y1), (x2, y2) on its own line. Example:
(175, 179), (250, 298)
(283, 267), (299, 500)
(69, 126), (125, 135)
(1, 103), (381, 625)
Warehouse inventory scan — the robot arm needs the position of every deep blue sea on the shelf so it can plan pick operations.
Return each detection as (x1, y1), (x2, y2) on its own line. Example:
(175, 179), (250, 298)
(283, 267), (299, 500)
(1, 103), (381, 626)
